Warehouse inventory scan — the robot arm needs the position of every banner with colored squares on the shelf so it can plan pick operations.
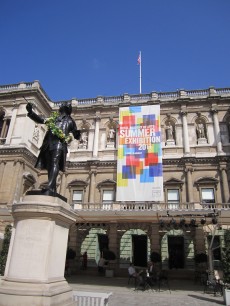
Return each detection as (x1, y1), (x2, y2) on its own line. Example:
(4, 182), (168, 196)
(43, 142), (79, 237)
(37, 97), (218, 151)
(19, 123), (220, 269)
(116, 105), (163, 201)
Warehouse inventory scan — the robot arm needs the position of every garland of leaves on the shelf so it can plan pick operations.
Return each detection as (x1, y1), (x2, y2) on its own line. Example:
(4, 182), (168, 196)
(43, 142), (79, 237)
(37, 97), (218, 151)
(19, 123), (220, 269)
(45, 112), (72, 143)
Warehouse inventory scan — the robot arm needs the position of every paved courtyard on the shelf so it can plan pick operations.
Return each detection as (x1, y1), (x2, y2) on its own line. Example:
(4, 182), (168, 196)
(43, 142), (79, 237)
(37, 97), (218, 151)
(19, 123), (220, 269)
(67, 274), (225, 306)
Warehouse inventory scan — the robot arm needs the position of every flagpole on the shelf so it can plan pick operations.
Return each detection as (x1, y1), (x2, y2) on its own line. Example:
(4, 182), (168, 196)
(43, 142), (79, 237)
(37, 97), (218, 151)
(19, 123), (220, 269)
(139, 51), (142, 94)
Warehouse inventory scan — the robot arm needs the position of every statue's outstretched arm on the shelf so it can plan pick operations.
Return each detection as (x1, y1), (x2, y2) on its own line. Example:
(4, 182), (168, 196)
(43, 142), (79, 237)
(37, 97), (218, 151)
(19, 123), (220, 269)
(26, 103), (45, 124)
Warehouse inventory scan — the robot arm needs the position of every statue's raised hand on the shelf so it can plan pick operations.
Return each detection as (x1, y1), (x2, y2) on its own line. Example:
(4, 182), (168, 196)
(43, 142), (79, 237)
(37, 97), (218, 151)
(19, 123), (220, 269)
(26, 102), (33, 114)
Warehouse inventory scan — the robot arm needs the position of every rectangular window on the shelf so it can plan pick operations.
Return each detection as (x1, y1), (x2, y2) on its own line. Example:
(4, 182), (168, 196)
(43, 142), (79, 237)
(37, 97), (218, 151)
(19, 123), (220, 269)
(167, 189), (179, 209)
(102, 190), (114, 210)
(103, 190), (114, 202)
(73, 190), (83, 209)
(201, 188), (215, 204)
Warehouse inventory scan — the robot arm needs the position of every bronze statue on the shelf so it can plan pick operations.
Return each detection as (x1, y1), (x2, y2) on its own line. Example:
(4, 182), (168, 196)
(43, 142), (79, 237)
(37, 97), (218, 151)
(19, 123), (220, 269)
(26, 102), (81, 193)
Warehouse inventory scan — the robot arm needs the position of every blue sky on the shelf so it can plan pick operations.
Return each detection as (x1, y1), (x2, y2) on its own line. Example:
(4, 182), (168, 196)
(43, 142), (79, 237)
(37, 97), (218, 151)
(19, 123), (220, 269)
(1, 0), (230, 101)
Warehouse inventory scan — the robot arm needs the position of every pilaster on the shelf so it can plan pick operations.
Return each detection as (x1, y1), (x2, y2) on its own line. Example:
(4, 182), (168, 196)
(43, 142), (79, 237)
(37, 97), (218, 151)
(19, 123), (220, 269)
(210, 108), (223, 154)
(185, 165), (194, 203)
(180, 111), (190, 155)
(93, 112), (101, 157)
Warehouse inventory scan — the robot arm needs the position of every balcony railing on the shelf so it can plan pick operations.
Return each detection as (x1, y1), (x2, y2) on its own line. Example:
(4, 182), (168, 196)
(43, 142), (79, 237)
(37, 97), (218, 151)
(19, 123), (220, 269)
(72, 201), (230, 212)
(1, 82), (230, 106)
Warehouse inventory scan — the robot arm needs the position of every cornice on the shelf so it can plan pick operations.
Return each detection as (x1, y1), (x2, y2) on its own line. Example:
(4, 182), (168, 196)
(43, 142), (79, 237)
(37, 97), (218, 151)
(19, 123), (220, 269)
(66, 160), (117, 169)
(163, 156), (230, 166)
(0, 147), (37, 165)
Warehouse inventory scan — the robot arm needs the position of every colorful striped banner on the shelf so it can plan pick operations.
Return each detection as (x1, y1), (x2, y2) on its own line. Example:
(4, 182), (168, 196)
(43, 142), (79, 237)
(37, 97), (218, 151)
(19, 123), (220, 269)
(116, 105), (163, 201)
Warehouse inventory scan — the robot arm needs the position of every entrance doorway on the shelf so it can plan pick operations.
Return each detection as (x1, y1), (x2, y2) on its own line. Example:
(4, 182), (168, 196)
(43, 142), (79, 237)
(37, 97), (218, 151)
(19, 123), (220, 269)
(132, 235), (147, 267)
(168, 236), (184, 269)
(98, 234), (109, 254)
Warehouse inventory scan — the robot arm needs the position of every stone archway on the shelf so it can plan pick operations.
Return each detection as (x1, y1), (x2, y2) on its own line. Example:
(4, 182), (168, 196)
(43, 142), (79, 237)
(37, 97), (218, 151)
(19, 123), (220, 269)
(119, 229), (151, 268)
(161, 229), (195, 270)
(80, 228), (107, 267)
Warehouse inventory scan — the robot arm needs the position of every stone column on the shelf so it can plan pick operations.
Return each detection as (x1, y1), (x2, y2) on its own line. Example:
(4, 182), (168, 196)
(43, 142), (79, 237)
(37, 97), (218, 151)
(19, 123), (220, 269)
(0, 194), (77, 306)
(151, 224), (160, 253)
(185, 166), (194, 203)
(108, 223), (118, 274)
(5, 106), (18, 145)
(195, 227), (206, 254)
(180, 111), (190, 155)
(219, 163), (229, 203)
(211, 108), (223, 154)
(0, 161), (6, 188)
(89, 169), (97, 203)
(93, 113), (101, 157)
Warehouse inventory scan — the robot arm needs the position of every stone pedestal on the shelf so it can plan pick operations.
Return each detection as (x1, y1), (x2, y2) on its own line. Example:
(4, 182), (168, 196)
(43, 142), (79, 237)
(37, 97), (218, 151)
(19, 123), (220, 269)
(166, 139), (175, 146)
(106, 141), (115, 148)
(0, 194), (77, 306)
(198, 137), (207, 145)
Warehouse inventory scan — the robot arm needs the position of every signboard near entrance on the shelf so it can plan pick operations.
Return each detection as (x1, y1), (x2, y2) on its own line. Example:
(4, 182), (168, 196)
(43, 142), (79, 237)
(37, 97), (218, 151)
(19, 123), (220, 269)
(116, 105), (163, 201)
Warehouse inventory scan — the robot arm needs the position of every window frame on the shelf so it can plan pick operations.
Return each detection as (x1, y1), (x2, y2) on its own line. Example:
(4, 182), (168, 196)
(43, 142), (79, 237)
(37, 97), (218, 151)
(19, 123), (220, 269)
(68, 180), (88, 209)
(71, 189), (84, 209)
(201, 187), (215, 204)
(102, 189), (114, 210)
(194, 177), (218, 207)
(164, 178), (183, 210)
(167, 188), (180, 209)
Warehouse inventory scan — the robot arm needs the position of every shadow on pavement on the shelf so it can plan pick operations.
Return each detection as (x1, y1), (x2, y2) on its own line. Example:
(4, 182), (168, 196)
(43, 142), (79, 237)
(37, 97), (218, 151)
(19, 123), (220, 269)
(67, 274), (205, 292)
(188, 294), (224, 305)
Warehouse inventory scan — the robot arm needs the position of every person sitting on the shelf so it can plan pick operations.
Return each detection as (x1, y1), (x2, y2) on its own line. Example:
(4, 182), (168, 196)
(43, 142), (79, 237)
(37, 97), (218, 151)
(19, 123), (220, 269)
(148, 261), (154, 274)
(147, 261), (157, 284)
(128, 263), (143, 287)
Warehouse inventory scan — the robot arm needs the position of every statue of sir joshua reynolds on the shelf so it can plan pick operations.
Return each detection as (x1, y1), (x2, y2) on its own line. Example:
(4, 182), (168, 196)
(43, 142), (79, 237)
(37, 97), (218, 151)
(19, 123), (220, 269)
(26, 102), (81, 193)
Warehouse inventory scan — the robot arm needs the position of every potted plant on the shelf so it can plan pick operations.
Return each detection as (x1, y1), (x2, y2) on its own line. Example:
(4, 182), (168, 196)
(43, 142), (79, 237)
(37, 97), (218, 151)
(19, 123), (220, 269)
(102, 249), (116, 277)
(222, 229), (230, 305)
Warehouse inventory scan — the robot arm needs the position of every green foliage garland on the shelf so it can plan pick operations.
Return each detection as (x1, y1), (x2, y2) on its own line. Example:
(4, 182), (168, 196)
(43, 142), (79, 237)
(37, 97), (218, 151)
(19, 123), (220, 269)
(45, 112), (72, 143)
(0, 224), (12, 275)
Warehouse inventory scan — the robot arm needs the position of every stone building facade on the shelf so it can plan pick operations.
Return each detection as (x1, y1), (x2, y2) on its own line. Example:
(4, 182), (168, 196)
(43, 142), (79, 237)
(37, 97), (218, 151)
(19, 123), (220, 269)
(0, 81), (230, 276)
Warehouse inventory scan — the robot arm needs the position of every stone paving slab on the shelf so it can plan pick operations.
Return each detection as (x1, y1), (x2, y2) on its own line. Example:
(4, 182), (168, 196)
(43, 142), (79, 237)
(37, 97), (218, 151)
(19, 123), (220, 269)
(67, 275), (225, 306)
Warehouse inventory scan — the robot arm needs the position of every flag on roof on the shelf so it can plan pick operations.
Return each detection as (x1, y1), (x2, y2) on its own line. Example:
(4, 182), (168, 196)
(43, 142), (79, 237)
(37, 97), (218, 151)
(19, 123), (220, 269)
(137, 53), (141, 65)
